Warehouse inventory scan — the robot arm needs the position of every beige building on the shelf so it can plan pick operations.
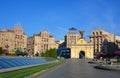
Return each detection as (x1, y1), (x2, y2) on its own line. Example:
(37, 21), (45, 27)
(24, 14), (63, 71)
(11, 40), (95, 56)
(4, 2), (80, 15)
(115, 36), (120, 49)
(65, 28), (80, 48)
(27, 30), (57, 56)
(27, 37), (34, 55)
(0, 29), (15, 51)
(56, 40), (65, 48)
(65, 28), (94, 59)
(49, 36), (57, 49)
(90, 29), (120, 55)
(12, 27), (27, 49)
(0, 26), (27, 51)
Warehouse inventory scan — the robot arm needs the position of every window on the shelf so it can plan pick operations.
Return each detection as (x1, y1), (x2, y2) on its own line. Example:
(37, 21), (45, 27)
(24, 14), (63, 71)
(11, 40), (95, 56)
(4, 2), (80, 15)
(81, 40), (83, 43)
(67, 53), (70, 55)
(93, 32), (95, 35)
(96, 32), (98, 35)
(67, 50), (69, 52)
(63, 53), (65, 55)
(100, 31), (102, 35)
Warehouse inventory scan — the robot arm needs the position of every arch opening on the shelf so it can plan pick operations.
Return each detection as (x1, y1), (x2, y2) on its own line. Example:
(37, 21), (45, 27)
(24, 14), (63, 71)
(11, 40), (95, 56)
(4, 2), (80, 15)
(79, 51), (85, 59)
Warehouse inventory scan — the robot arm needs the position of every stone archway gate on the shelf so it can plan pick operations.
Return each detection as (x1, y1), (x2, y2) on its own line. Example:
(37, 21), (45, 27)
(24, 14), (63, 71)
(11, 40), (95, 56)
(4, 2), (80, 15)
(70, 38), (94, 59)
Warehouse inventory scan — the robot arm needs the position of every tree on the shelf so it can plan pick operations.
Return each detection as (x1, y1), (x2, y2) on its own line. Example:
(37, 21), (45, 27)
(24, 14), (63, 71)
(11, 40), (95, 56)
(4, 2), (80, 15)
(35, 52), (39, 57)
(3, 49), (9, 55)
(41, 48), (57, 59)
(114, 51), (120, 62)
(0, 47), (3, 55)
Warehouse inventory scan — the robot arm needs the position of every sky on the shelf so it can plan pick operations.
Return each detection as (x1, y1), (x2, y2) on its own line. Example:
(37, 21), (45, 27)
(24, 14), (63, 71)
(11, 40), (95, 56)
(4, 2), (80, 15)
(0, 0), (120, 41)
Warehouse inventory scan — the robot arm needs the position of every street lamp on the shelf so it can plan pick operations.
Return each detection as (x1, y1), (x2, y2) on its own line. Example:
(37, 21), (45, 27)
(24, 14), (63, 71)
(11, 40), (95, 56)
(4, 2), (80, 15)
(5, 44), (9, 50)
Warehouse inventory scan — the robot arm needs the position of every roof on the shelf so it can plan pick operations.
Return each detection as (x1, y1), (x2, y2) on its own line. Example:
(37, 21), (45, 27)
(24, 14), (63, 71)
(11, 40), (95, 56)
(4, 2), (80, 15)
(69, 27), (77, 31)
(0, 30), (14, 33)
(34, 34), (40, 36)
(49, 35), (54, 38)
(7, 30), (14, 32)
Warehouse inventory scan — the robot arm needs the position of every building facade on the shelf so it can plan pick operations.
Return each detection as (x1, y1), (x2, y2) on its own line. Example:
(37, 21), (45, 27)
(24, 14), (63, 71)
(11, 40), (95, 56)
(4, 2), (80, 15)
(90, 29), (120, 55)
(0, 26), (27, 51)
(12, 27), (27, 50)
(65, 27), (80, 48)
(0, 29), (15, 51)
(27, 37), (34, 56)
(115, 36), (120, 49)
(56, 40), (65, 48)
(27, 30), (57, 56)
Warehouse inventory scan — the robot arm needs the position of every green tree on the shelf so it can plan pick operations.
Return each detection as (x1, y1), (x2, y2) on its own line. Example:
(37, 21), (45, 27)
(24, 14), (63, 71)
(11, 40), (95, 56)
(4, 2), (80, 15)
(0, 47), (3, 55)
(40, 48), (57, 59)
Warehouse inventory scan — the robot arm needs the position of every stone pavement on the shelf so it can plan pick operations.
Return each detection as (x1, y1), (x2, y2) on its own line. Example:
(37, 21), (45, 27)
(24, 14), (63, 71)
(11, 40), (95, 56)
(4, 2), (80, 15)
(39, 59), (120, 78)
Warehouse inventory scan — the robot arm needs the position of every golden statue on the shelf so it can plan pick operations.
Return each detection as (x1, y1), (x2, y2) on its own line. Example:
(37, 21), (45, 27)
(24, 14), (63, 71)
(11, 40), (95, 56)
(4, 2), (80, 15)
(78, 30), (85, 38)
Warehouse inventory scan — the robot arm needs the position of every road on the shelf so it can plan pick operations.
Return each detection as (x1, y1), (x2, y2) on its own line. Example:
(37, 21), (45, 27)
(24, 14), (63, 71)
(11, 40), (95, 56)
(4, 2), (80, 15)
(41, 59), (120, 78)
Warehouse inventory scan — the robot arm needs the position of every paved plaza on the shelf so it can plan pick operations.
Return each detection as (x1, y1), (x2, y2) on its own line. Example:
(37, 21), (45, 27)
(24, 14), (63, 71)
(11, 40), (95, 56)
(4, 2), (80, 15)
(40, 59), (120, 78)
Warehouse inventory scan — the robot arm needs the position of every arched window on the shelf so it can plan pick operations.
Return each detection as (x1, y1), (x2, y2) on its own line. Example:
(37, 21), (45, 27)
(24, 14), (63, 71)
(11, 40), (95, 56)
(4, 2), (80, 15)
(96, 32), (98, 35)
(93, 32), (95, 35)
(100, 31), (102, 35)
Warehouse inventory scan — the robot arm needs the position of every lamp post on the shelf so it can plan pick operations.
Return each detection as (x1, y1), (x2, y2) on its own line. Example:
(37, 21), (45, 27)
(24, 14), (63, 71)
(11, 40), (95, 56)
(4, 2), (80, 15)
(5, 44), (9, 50)
(5, 44), (9, 55)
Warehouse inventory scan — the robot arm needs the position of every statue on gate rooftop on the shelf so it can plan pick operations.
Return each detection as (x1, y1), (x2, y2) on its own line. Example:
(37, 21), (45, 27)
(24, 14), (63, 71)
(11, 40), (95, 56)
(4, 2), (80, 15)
(78, 30), (85, 38)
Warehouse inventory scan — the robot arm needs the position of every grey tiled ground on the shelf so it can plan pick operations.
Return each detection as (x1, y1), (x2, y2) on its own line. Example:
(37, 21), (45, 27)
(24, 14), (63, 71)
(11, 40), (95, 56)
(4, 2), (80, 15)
(41, 59), (120, 78)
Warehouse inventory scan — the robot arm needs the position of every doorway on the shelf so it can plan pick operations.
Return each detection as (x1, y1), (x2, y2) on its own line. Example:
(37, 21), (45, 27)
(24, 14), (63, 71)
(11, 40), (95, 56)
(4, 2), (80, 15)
(79, 51), (85, 59)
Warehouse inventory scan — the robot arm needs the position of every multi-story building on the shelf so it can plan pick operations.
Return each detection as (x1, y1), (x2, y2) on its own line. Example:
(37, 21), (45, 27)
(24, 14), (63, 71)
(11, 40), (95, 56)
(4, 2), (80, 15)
(0, 29), (15, 50)
(49, 35), (57, 49)
(27, 37), (34, 56)
(56, 40), (65, 48)
(65, 27), (80, 48)
(12, 27), (27, 49)
(90, 29), (120, 55)
(115, 36), (120, 49)
(27, 30), (57, 56)
(0, 26), (27, 51)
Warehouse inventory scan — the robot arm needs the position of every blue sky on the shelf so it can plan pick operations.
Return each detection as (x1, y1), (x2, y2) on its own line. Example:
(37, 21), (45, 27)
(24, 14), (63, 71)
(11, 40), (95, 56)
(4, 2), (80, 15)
(0, 0), (120, 41)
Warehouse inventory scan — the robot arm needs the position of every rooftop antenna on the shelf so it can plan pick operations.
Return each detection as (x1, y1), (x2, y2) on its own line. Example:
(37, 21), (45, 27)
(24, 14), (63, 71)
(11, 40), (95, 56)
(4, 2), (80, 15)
(14, 22), (21, 27)
(41, 28), (47, 32)
(41, 27), (49, 34)
(100, 25), (103, 30)
(98, 25), (102, 30)
(93, 26), (98, 30)
(94, 25), (103, 30)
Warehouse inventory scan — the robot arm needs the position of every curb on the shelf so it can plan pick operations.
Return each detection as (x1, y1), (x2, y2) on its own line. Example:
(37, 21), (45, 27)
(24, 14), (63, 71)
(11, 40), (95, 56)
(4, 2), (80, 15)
(94, 64), (120, 71)
(24, 60), (67, 78)
(0, 60), (58, 74)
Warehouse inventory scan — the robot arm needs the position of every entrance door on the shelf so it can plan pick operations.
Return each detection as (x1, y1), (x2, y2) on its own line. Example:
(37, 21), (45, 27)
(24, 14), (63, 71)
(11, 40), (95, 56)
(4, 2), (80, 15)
(79, 51), (85, 59)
